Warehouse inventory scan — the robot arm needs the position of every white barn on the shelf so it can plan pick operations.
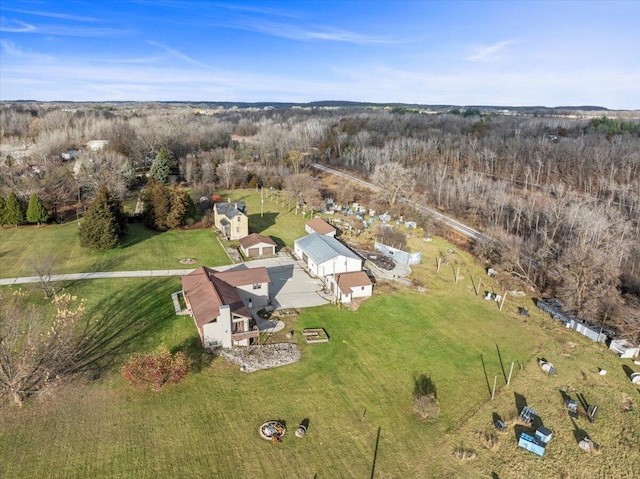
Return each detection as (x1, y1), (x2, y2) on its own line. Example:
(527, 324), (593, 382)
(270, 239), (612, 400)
(294, 233), (362, 278)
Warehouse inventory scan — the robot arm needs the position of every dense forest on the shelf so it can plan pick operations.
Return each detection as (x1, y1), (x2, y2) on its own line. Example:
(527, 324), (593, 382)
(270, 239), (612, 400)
(1, 102), (639, 340)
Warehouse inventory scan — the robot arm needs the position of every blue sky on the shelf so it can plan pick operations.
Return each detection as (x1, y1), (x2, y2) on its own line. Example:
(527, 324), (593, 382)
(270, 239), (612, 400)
(1, 0), (638, 108)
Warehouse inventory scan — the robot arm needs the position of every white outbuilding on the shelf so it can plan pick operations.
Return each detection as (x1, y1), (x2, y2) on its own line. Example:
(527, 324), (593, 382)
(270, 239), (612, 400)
(294, 233), (362, 278)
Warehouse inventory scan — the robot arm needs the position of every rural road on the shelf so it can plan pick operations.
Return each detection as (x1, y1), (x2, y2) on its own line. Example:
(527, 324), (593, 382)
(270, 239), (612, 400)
(311, 163), (485, 241)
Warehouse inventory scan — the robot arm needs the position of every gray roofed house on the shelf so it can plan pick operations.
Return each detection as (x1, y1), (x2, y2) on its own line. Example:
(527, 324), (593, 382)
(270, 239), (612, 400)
(294, 233), (363, 278)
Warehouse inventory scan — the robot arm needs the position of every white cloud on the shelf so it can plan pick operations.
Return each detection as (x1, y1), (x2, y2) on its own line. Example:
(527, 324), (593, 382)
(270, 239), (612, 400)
(1, 7), (102, 22)
(0, 17), (35, 32)
(0, 39), (54, 61)
(146, 41), (209, 67)
(466, 40), (519, 62)
(219, 18), (400, 45)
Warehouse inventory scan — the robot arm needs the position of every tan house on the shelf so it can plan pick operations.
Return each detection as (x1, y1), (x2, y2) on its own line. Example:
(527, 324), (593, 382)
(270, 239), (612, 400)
(305, 218), (336, 237)
(181, 266), (270, 348)
(329, 271), (373, 304)
(214, 201), (248, 240)
(239, 233), (277, 257)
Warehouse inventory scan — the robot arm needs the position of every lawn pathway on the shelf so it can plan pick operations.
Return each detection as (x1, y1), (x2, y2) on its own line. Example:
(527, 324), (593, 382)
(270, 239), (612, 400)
(0, 269), (196, 285)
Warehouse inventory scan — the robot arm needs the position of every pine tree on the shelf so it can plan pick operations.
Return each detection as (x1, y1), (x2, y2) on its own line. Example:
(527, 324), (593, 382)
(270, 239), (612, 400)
(0, 196), (6, 226)
(166, 187), (190, 230)
(26, 193), (49, 226)
(142, 180), (172, 231)
(143, 182), (195, 231)
(79, 186), (128, 249)
(149, 148), (170, 184)
(5, 192), (24, 227)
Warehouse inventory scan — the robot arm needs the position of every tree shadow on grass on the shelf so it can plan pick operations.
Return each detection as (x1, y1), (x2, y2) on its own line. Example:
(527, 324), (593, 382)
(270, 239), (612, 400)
(248, 212), (279, 234)
(70, 278), (179, 379)
(171, 335), (215, 373)
(117, 223), (162, 249)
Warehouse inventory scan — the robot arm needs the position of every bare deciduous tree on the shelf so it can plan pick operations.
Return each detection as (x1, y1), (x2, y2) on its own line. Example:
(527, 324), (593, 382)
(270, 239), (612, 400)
(0, 291), (87, 406)
(371, 162), (415, 207)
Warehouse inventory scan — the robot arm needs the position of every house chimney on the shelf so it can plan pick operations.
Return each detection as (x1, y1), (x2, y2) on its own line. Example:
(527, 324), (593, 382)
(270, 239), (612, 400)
(219, 305), (233, 348)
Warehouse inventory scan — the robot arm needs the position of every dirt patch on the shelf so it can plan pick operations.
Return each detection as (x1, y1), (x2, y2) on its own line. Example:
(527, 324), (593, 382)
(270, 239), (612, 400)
(179, 258), (198, 265)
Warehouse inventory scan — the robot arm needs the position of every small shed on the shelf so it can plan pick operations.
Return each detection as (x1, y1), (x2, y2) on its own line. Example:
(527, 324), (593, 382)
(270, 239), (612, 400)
(518, 433), (545, 456)
(535, 426), (553, 444)
(305, 218), (337, 237)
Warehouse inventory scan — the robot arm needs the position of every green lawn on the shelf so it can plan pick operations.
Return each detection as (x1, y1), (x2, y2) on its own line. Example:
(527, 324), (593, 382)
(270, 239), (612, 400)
(0, 274), (543, 478)
(0, 189), (319, 278)
(0, 223), (230, 278)
(1, 210), (638, 478)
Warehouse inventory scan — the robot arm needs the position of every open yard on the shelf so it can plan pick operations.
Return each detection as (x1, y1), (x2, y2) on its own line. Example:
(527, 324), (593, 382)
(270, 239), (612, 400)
(0, 189), (317, 278)
(0, 223), (230, 278)
(0, 215), (638, 478)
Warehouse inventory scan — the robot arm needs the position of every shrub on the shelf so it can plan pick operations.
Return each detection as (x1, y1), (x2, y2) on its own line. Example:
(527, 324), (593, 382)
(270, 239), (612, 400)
(121, 346), (190, 391)
(413, 374), (439, 420)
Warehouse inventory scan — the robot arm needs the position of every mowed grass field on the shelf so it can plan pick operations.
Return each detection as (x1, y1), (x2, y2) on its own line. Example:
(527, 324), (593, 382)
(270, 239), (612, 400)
(0, 189), (311, 278)
(1, 197), (638, 477)
(0, 271), (542, 479)
(0, 223), (230, 278)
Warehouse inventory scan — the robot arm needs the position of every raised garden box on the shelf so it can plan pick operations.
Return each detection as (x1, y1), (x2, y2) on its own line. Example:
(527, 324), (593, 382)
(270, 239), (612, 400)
(302, 328), (329, 344)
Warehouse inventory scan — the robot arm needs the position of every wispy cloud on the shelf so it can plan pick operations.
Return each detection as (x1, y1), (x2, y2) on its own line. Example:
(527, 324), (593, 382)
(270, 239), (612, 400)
(0, 39), (54, 61)
(466, 40), (519, 62)
(0, 17), (35, 32)
(211, 2), (302, 19)
(147, 41), (208, 67)
(0, 7), (102, 22)
(222, 19), (399, 45)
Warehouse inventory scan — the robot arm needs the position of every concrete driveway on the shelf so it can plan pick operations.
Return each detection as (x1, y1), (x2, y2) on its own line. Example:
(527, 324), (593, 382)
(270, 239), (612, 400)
(216, 254), (331, 310)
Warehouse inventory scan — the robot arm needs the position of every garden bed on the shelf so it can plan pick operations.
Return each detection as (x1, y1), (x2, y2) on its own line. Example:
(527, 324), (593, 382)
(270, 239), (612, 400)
(302, 328), (329, 344)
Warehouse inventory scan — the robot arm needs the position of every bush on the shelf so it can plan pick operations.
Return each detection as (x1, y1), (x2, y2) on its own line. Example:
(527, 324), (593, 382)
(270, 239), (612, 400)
(121, 346), (190, 391)
(413, 374), (439, 420)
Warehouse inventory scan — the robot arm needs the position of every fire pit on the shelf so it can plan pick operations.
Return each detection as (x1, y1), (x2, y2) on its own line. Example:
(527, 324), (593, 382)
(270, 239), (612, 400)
(259, 421), (286, 442)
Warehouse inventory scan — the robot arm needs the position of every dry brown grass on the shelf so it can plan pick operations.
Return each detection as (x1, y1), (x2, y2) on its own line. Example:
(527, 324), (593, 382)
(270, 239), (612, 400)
(476, 430), (501, 451)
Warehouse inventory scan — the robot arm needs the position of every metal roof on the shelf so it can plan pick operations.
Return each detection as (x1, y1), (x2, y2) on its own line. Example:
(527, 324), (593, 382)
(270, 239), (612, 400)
(295, 233), (360, 265)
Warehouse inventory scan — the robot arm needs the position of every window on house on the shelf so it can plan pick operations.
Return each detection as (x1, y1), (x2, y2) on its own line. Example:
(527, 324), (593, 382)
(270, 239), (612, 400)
(253, 283), (262, 290)
(361, 286), (365, 290)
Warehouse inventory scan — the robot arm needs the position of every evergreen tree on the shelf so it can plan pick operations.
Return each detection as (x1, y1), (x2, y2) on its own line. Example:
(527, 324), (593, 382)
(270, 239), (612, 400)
(0, 196), (6, 225)
(143, 182), (194, 231)
(166, 187), (190, 230)
(26, 193), (49, 226)
(79, 186), (128, 249)
(5, 192), (24, 227)
(149, 148), (170, 183)
(143, 180), (172, 230)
